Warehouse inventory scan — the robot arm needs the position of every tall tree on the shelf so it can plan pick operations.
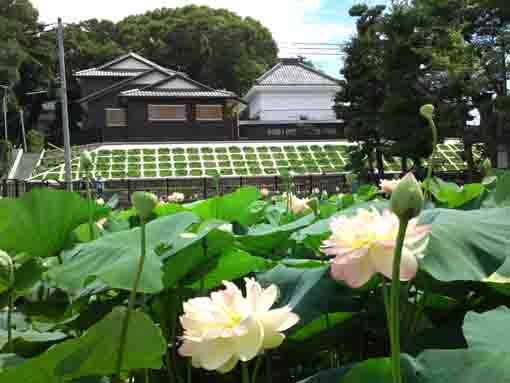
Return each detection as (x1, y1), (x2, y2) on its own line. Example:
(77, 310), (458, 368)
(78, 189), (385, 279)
(335, 4), (388, 179)
(115, 5), (278, 94)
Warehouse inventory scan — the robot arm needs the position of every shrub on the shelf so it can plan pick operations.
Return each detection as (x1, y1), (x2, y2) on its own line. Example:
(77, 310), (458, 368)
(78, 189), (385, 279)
(27, 130), (45, 152)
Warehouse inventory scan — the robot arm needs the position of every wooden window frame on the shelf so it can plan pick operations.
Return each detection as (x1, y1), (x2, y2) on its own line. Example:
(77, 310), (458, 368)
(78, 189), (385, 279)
(196, 104), (224, 121)
(148, 104), (187, 121)
(105, 108), (127, 127)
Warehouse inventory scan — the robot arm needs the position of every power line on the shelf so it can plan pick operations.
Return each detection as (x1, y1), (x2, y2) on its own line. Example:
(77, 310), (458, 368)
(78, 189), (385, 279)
(280, 42), (347, 47)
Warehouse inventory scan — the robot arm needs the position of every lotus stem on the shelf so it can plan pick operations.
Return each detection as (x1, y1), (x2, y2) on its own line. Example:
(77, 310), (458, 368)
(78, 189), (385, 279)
(389, 215), (410, 383)
(252, 355), (263, 383)
(7, 291), (13, 353)
(86, 175), (94, 241)
(242, 362), (250, 383)
(425, 118), (438, 200)
(115, 216), (148, 379)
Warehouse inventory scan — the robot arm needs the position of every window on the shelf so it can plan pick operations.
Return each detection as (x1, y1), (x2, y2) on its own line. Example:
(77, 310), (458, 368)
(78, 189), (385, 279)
(196, 105), (223, 120)
(105, 108), (127, 127)
(148, 105), (186, 121)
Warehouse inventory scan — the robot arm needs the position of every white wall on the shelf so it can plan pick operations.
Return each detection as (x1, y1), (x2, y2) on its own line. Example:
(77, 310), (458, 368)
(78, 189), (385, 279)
(249, 88), (338, 121)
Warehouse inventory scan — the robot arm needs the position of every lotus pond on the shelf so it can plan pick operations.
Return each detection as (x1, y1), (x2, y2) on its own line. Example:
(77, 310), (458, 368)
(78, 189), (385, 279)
(0, 169), (509, 383)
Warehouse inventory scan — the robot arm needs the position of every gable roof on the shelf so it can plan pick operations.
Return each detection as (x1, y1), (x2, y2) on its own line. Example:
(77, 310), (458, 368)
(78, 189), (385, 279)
(76, 68), (168, 104)
(74, 52), (178, 78)
(120, 73), (244, 102)
(254, 58), (340, 86)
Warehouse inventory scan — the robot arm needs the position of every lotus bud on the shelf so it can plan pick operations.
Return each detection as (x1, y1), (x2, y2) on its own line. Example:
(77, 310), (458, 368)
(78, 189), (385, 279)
(80, 150), (94, 171)
(0, 250), (14, 293)
(420, 104), (435, 121)
(321, 190), (329, 199)
(312, 188), (320, 195)
(260, 188), (270, 198)
(390, 173), (424, 219)
(131, 191), (158, 219)
(481, 158), (492, 176)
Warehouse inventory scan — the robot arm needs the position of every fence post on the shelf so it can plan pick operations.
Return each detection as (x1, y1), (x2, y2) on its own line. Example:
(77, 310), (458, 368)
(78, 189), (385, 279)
(239, 176), (243, 188)
(274, 176), (278, 193)
(127, 180), (131, 202)
(203, 178), (208, 199)
(15, 180), (19, 197)
(166, 178), (169, 196)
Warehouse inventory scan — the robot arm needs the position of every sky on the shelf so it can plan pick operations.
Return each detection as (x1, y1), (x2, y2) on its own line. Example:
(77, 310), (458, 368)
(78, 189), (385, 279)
(32, 0), (389, 77)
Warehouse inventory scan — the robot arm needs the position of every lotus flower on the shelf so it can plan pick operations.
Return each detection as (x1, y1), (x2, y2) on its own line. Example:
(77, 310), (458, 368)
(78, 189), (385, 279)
(260, 187), (270, 198)
(282, 192), (310, 214)
(321, 208), (431, 288)
(168, 192), (185, 203)
(178, 279), (299, 373)
(379, 178), (401, 194)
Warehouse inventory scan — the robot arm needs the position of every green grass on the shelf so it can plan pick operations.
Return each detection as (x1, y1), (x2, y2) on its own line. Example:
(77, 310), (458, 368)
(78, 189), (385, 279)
(186, 148), (199, 154)
(189, 155), (201, 161)
(205, 169), (219, 176)
(229, 146), (241, 153)
(144, 170), (157, 177)
(190, 162), (202, 169)
(243, 147), (255, 153)
(190, 169), (203, 176)
(144, 163), (157, 170)
(231, 154), (243, 160)
(144, 155), (156, 162)
(160, 170), (172, 177)
(204, 162), (216, 168)
(215, 147), (227, 153)
(235, 168), (248, 175)
(246, 154), (257, 161)
(159, 155), (171, 162)
(201, 147), (213, 153)
(257, 147), (269, 153)
(270, 146), (282, 152)
(217, 155), (230, 161)
(220, 168), (234, 175)
(176, 169), (188, 176)
(173, 148), (185, 154)
(174, 155), (186, 162)
(259, 154), (271, 160)
(203, 155), (215, 161)
(174, 162), (187, 169)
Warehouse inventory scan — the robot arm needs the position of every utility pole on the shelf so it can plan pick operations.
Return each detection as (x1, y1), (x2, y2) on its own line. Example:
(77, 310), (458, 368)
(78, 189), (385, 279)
(19, 108), (27, 152)
(1, 86), (7, 142)
(57, 17), (73, 191)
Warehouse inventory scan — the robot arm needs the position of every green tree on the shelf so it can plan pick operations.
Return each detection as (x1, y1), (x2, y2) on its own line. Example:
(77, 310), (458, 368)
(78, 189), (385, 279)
(115, 5), (278, 94)
(335, 4), (388, 179)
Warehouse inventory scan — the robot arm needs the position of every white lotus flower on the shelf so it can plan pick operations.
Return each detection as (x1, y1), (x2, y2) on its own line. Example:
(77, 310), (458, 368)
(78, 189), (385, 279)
(178, 279), (299, 373)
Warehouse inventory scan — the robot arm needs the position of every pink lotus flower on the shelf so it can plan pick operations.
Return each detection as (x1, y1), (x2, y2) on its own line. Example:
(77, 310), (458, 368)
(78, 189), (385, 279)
(282, 192), (310, 214)
(167, 192), (185, 203)
(178, 279), (299, 373)
(379, 178), (401, 194)
(260, 187), (270, 198)
(321, 208), (431, 288)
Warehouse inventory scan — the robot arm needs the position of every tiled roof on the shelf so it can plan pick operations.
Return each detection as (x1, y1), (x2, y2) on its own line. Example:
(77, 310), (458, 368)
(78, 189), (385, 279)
(120, 88), (237, 98)
(74, 69), (145, 77)
(74, 52), (177, 78)
(256, 61), (339, 86)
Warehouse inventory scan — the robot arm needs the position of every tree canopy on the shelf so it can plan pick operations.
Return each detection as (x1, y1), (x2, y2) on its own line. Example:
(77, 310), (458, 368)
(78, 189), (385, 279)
(336, 0), (509, 177)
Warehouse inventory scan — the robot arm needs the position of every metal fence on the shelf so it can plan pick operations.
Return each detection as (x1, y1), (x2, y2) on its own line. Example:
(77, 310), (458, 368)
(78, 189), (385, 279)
(1, 175), (349, 205)
(1, 171), (474, 207)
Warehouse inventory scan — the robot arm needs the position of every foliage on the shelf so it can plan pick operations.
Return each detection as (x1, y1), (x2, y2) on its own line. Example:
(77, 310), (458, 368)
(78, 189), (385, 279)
(26, 129), (44, 153)
(0, 169), (509, 382)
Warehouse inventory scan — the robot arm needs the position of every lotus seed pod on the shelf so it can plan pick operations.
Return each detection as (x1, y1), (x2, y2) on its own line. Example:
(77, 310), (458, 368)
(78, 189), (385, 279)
(420, 104), (435, 121)
(80, 150), (94, 171)
(0, 250), (14, 293)
(131, 191), (158, 219)
(390, 173), (424, 220)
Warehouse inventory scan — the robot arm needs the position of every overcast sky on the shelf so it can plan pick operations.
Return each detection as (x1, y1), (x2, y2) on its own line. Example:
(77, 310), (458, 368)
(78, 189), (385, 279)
(32, 0), (388, 77)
